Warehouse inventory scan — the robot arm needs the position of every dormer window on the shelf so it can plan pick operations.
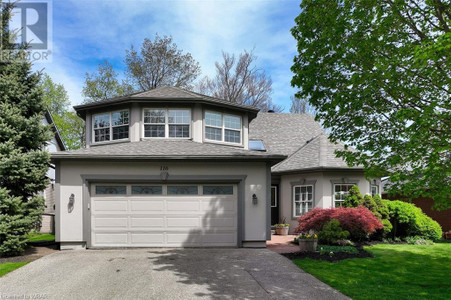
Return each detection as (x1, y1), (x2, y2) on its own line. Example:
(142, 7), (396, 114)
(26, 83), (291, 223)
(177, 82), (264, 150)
(93, 110), (129, 143)
(143, 108), (191, 138)
(205, 111), (242, 144)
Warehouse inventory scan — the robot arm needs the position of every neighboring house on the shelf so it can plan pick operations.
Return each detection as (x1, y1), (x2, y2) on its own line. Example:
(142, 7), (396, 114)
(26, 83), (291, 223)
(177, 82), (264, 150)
(250, 113), (381, 233)
(40, 111), (66, 233)
(381, 180), (451, 233)
(51, 86), (379, 249)
(52, 87), (285, 250)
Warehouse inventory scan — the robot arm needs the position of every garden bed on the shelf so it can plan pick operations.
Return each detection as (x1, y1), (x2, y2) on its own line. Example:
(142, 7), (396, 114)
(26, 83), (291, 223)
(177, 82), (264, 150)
(282, 246), (372, 262)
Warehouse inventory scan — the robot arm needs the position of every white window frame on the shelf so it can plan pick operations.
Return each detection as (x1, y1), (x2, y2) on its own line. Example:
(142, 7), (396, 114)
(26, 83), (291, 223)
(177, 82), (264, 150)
(333, 183), (355, 208)
(371, 185), (380, 197)
(142, 108), (191, 139)
(92, 109), (129, 144)
(204, 110), (242, 145)
(293, 185), (314, 217)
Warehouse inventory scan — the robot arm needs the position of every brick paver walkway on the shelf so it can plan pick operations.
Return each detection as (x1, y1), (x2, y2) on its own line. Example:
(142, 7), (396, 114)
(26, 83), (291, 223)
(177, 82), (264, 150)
(266, 234), (299, 253)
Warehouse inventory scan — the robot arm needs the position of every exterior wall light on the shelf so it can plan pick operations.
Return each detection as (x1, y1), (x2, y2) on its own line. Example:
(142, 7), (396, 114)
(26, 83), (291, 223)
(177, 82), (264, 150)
(69, 193), (75, 205)
(252, 194), (258, 205)
(68, 193), (75, 213)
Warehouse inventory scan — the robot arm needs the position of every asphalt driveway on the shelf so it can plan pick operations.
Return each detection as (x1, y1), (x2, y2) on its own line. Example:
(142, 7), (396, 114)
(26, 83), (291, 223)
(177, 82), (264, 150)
(0, 248), (348, 300)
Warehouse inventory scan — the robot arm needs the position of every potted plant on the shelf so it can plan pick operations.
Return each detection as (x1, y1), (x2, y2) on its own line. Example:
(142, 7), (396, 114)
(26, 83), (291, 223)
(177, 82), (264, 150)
(275, 217), (290, 235)
(298, 233), (318, 252)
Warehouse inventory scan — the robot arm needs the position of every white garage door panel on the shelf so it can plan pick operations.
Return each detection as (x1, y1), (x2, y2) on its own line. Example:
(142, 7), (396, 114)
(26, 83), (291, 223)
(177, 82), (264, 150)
(130, 200), (165, 212)
(94, 217), (128, 228)
(166, 200), (199, 211)
(131, 233), (165, 244)
(166, 217), (199, 227)
(95, 233), (128, 244)
(94, 200), (128, 212)
(130, 217), (165, 228)
(90, 184), (238, 247)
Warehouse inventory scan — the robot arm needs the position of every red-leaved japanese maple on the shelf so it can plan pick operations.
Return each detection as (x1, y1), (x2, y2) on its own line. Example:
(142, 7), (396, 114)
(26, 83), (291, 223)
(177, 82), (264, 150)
(294, 207), (383, 240)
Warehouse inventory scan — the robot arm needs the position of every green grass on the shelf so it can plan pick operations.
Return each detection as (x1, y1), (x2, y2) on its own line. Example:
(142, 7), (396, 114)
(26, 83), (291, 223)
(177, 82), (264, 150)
(294, 244), (451, 300)
(0, 262), (28, 277)
(27, 232), (55, 242)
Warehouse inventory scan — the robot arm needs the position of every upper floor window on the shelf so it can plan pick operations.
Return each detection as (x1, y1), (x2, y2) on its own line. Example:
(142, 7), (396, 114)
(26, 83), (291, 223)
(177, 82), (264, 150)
(333, 183), (355, 207)
(205, 111), (241, 144)
(93, 110), (129, 143)
(143, 109), (191, 138)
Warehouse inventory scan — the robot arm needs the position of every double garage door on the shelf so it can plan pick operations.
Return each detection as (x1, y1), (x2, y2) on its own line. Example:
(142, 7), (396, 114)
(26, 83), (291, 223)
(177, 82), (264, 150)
(90, 183), (238, 247)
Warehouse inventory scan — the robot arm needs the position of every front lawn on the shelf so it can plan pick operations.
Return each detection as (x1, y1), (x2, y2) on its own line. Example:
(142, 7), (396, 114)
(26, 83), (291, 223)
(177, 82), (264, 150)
(0, 262), (28, 277)
(27, 232), (55, 242)
(294, 243), (450, 300)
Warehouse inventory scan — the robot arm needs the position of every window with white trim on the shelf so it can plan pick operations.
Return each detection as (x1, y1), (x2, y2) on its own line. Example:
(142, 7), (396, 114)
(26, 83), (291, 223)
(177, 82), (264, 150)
(293, 185), (313, 216)
(143, 109), (191, 138)
(371, 185), (379, 197)
(205, 111), (242, 144)
(93, 110), (129, 143)
(333, 184), (355, 207)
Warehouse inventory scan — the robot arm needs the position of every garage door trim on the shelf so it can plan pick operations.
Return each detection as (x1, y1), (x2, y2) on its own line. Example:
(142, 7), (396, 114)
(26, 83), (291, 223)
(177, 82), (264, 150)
(81, 175), (247, 248)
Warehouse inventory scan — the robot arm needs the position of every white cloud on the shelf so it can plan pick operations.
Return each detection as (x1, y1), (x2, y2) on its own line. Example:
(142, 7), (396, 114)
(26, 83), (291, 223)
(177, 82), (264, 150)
(40, 0), (301, 109)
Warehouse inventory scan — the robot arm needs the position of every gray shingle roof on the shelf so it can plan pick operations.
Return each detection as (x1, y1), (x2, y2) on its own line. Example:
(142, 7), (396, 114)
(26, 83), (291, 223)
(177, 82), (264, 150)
(271, 133), (362, 173)
(249, 113), (361, 173)
(73, 86), (259, 117)
(249, 113), (323, 156)
(51, 139), (285, 162)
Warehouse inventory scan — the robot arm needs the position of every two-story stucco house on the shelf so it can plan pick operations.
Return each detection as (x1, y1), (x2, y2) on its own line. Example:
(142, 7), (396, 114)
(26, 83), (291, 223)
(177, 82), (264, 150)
(52, 87), (285, 249)
(52, 86), (380, 249)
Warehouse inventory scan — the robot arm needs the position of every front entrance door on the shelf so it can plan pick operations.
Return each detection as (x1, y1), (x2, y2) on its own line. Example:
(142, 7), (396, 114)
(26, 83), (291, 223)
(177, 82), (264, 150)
(270, 186), (279, 225)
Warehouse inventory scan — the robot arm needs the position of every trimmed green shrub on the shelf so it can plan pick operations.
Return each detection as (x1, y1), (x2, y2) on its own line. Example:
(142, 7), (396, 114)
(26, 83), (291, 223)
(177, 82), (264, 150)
(383, 200), (442, 240)
(343, 186), (392, 236)
(318, 219), (350, 245)
(343, 185), (363, 208)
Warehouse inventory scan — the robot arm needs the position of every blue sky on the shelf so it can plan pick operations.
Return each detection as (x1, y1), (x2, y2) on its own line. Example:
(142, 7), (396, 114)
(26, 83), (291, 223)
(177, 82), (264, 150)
(34, 0), (302, 109)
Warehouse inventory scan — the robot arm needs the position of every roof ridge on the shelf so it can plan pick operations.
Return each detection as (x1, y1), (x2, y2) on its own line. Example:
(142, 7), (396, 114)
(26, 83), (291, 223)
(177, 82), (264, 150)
(278, 133), (323, 166)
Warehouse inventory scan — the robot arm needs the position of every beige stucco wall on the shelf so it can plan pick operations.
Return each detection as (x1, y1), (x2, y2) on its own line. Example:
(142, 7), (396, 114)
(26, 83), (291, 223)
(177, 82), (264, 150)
(277, 171), (378, 233)
(56, 160), (268, 246)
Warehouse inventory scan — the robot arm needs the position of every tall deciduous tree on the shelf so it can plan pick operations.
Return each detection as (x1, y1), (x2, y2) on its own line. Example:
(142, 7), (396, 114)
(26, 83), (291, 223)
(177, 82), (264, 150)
(125, 34), (201, 90)
(197, 50), (280, 111)
(82, 61), (134, 103)
(290, 95), (315, 115)
(291, 0), (450, 209)
(0, 2), (52, 256)
(40, 74), (84, 150)
(41, 73), (70, 116)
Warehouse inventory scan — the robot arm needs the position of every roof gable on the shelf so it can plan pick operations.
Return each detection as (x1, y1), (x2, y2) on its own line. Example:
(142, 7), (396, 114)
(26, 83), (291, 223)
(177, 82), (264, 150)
(73, 86), (259, 119)
(249, 113), (362, 173)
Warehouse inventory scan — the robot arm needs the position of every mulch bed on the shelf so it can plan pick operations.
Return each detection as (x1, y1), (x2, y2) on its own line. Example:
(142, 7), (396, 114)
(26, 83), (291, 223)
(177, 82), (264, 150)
(0, 244), (59, 264)
(281, 247), (373, 262)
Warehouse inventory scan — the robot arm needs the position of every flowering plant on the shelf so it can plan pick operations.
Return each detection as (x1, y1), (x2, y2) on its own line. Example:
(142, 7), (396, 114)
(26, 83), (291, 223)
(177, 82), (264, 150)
(275, 217), (290, 228)
(298, 233), (318, 240)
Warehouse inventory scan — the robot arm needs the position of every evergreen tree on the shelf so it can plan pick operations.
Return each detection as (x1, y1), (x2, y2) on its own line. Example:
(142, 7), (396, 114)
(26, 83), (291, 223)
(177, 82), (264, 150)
(343, 185), (363, 208)
(0, 2), (52, 256)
